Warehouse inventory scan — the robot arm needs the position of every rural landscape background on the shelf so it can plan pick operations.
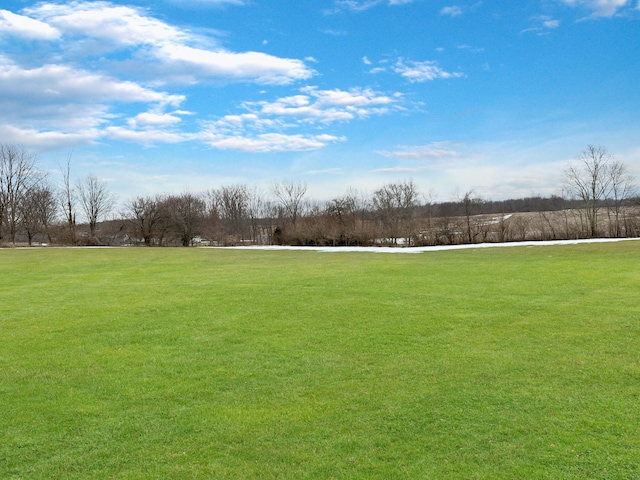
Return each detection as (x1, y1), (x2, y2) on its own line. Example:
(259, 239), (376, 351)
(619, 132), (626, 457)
(1, 142), (638, 248)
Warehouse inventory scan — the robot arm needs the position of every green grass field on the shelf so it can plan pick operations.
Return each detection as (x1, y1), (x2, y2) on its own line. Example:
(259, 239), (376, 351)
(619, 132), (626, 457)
(1, 243), (639, 479)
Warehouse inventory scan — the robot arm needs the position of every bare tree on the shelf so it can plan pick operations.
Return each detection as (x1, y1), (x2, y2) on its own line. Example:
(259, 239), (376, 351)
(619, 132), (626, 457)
(211, 184), (249, 243)
(162, 192), (206, 246)
(76, 174), (116, 240)
(325, 194), (357, 245)
(246, 187), (268, 244)
(58, 154), (77, 245)
(563, 145), (614, 238)
(372, 180), (419, 245)
(0, 144), (39, 244)
(272, 180), (307, 227)
(606, 160), (636, 237)
(124, 195), (167, 246)
(19, 182), (58, 245)
(458, 189), (483, 244)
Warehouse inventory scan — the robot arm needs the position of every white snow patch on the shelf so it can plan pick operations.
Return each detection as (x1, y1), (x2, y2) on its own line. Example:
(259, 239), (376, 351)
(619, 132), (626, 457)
(223, 237), (640, 254)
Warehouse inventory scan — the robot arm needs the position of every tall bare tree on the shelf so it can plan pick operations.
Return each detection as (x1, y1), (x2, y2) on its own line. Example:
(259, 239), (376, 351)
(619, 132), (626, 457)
(246, 187), (268, 244)
(162, 192), (206, 246)
(124, 195), (167, 246)
(606, 160), (636, 237)
(59, 154), (77, 245)
(372, 180), (419, 245)
(458, 189), (483, 244)
(0, 144), (39, 244)
(563, 145), (632, 238)
(272, 180), (307, 227)
(76, 174), (115, 240)
(19, 182), (58, 245)
(212, 184), (249, 242)
(324, 191), (362, 245)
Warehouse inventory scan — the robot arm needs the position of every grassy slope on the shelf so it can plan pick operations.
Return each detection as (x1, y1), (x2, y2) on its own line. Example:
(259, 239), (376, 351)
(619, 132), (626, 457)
(1, 244), (639, 479)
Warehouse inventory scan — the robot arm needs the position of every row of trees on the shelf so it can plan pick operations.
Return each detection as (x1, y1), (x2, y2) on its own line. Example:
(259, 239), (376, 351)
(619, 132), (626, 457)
(1, 143), (638, 247)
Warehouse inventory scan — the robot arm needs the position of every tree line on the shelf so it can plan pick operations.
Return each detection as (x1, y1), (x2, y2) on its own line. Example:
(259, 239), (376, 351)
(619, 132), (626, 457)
(1, 143), (638, 247)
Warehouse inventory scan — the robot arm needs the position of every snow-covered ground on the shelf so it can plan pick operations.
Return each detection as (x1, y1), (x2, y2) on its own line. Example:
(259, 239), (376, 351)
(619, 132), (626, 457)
(224, 237), (640, 254)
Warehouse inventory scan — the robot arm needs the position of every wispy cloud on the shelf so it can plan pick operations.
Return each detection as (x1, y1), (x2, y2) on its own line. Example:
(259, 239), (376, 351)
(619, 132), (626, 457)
(164, 0), (247, 7)
(377, 142), (464, 160)
(521, 15), (561, 34)
(393, 59), (463, 82)
(0, 124), (98, 151)
(105, 126), (191, 145)
(328, 0), (417, 13)
(365, 56), (463, 81)
(321, 28), (347, 36)
(440, 3), (483, 18)
(457, 44), (485, 53)
(246, 86), (399, 124)
(200, 133), (346, 153)
(559, 0), (634, 17)
(440, 6), (463, 17)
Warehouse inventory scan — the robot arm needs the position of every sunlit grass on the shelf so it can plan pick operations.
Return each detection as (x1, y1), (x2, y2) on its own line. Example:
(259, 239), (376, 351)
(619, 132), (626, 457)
(1, 243), (639, 479)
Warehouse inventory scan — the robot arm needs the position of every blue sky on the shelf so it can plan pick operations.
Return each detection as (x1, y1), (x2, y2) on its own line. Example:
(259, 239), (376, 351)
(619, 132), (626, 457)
(1, 0), (639, 203)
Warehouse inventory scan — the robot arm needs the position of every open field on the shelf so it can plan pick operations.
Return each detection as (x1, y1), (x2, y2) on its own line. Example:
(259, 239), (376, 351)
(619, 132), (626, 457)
(1, 244), (640, 479)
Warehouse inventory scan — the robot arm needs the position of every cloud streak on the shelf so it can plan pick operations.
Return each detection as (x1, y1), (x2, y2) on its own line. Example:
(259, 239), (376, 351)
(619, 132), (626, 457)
(559, 0), (634, 17)
(393, 59), (464, 82)
(377, 142), (464, 160)
(440, 6), (463, 17)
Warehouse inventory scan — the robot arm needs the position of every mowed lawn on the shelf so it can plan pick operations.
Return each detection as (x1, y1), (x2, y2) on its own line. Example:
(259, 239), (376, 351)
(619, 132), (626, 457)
(1, 243), (639, 479)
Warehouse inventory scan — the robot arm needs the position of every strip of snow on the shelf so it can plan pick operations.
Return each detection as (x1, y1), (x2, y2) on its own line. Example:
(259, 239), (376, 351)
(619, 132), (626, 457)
(224, 237), (640, 254)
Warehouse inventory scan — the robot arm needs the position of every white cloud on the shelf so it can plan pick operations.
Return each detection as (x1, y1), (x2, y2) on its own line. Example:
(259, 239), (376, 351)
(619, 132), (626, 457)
(0, 59), (183, 108)
(22, 1), (315, 85)
(0, 2), (411, 154)
(0, 9), (61, 40)
(201, 133), (345, 152)
(25, 2), (185, 47)
(0, 124), (97, 150)
(104, 126), (190, 144)
(522, 16), (561, 34)
(197, 87), (398, 152)
(457, 44), (485, 53)
(378, 142), (464, 160)
(441, 6), (463, 17)
(559, 0), (633, 17)
(329, 0), (416, 12)
(330, 1), (383, 12)
(245, 86), (398, 124)
(0, 55), (186, 148)
(128, 112), (184, 129)
(158, 45), (313, 85)
(393, 59), (463, 82)
(0, 1), (319, 151)
(165, 0), (246, 6)
(321, 28), (347, 36)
